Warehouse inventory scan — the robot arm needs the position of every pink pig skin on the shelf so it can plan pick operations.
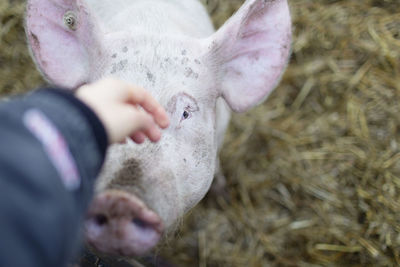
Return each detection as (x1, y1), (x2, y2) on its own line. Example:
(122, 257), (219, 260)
(26, 0), (292, 258)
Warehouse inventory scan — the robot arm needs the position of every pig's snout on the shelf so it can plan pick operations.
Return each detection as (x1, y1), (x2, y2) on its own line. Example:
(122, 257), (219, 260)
(85, 190), (163, 257)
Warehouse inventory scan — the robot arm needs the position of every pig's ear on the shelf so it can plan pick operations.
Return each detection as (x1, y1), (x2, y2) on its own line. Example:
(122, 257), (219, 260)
(26, 0), (102, 88)
(207, 0), (292, 112)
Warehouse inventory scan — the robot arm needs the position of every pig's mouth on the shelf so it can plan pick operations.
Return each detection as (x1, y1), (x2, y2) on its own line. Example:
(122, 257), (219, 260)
(84, 190), (163, 257)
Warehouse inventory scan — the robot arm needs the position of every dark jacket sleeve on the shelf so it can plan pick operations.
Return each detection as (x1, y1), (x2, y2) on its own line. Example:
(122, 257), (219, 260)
(0, 88), (108, 267)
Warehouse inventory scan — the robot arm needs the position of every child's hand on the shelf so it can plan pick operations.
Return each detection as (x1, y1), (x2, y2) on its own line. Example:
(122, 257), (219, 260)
(76, 78), (170, 144)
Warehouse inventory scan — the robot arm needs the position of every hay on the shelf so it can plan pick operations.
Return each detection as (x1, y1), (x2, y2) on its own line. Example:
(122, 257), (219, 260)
(162, 1), (400, 266)
(1, 0), (400, 266)
(0, 0), (43, 96)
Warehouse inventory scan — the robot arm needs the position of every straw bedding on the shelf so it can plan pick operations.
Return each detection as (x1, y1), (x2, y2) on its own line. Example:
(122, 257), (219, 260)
(1, 0), (399, 266)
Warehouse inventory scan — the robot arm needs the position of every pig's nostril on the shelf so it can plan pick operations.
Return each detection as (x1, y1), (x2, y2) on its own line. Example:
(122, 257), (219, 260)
(132, 218), (148, 228)
(95, 214), (108, 226)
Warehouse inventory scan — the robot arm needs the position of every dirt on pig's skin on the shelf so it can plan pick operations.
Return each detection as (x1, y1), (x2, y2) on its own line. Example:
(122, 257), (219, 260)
(2, 0), (400, 266)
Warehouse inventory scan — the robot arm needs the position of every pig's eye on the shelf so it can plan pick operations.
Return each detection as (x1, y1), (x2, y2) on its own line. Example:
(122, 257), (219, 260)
(181, 108), (192, 121)
(167, 93), (199, 125)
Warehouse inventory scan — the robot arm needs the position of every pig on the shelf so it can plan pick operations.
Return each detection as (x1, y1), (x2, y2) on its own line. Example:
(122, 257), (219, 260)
(25, 0), (292, 258)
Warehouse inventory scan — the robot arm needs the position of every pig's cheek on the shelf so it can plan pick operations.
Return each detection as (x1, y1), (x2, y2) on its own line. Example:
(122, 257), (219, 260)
(180, 148), (216, 208)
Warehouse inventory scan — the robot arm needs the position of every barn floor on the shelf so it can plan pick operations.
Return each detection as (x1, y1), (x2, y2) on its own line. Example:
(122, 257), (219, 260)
(1, 0), (400, 266)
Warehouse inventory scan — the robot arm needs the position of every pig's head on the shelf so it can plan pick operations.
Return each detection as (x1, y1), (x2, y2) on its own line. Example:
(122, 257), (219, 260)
(26, 0), (291, 257)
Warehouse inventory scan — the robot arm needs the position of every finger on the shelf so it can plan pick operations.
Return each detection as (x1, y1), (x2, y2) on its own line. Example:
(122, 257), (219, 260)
(142, 120), (162, 143)
(118, 138), (128, 145)
(101, 78), (170, 129)
(127, 108), (154, 133)
(130, 131), (146, 144)
(125, 108), (161, 143)
(92, 78), (170, 128)
(109, 106), (153, 144)
(125, 86), (170, 129)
